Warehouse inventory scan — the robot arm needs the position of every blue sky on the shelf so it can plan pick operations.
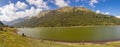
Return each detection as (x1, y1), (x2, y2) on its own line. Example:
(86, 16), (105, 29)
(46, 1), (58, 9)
(0, 0), (120, 21)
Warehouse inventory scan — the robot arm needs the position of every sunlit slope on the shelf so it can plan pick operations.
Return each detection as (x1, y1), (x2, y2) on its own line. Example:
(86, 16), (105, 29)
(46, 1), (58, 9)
(14, 7), (120, 27)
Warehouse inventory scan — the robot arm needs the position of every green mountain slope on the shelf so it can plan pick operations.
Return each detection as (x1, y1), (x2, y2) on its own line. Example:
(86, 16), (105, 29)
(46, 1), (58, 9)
(13, 7), (120, 27)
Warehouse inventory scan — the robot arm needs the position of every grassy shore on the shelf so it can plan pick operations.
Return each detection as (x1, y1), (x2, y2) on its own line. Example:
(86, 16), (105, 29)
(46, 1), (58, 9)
(0, 27), (120, 47)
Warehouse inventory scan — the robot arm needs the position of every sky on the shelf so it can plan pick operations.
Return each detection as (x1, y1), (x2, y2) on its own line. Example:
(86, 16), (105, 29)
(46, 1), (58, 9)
(0, 0), (120, 21)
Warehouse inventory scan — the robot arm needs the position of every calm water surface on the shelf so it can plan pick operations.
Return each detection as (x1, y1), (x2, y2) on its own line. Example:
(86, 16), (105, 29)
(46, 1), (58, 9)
(18, 26), (120, 42)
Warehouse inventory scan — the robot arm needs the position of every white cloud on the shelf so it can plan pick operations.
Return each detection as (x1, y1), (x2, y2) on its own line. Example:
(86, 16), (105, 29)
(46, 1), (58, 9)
(54, 0), (68, 7)
(15, 1), (27, 9)
(26, 0), (43, 5)
(0, 0), (104, 21)
(89, 0), (98, 7)
(115, 16), (120, 18)
(0, 15), (10, 21)
(95, 10), (110, 15)
(0, 3), (16, 21)
(0, 1), (43, 21)
(104, 12), (109, 15)
(96, 10), (100, 13)
(26, 0), (49, 9)
(47, 0), (69, 7)
(79, 5), (84, 7)
(15, 7), (42, 18)
(24, 7), (43, 17)
(0, 3), (16, 15)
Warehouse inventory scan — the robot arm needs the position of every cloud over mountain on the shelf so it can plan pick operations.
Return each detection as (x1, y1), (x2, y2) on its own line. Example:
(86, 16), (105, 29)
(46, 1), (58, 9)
(0, 0), (46, 21)
(89, 0), (98, 7)
(0, 0), (106, 21)
(15, 1), (27, 9)
(54, 0), (68, 7)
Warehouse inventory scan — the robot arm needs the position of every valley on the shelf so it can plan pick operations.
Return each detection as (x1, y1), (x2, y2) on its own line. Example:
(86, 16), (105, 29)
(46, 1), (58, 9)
(1, 7), (120, 47)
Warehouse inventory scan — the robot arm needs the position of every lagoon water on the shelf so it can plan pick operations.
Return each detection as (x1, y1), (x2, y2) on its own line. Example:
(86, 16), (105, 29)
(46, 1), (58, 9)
(18, 26), (120, 42)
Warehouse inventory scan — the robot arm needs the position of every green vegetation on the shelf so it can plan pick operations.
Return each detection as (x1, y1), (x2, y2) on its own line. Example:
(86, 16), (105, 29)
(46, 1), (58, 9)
(0, 27), (69, 47)
(1, 27), (120, 47)
(13, 7), (120, 27)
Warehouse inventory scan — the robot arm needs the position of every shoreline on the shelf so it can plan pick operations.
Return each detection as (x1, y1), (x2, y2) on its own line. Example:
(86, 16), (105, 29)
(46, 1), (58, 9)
(22, 35), (120, 44)
(24, 36), (120, 46)
(17, 25), (120, 28)
(15, 30), (120, 46)
(16, 26), (120, 46)
(16, 26), (120, 44)
(40, 39), (120, 44)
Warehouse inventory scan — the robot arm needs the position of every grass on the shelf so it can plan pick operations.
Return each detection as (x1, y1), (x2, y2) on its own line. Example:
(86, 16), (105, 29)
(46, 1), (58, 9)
(0, 27), (120, 47)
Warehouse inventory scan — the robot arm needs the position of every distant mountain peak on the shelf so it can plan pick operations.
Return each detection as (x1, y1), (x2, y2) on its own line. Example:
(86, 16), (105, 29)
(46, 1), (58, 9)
(57, 6), (73, 12)
(57, 6), (91, 12)
(0, 21), (4, 27)
(73, 7), (91, 12)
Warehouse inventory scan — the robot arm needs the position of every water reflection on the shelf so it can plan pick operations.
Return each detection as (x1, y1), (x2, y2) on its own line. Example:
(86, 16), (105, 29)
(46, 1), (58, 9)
(18, 26), (120, 42)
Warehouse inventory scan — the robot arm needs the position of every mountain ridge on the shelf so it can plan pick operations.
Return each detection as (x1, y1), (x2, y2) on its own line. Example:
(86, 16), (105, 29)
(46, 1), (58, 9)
(12, 6), (120, 27)
(0, 21), (4, 27)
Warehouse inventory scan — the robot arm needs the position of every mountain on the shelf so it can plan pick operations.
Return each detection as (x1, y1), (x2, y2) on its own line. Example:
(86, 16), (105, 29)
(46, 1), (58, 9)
(0, 21), (4, 27)
(3, 17), (30, 26)
(13, 6), (120, 27)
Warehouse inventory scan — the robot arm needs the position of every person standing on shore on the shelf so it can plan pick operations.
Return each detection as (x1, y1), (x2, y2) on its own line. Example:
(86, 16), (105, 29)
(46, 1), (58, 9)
(22, 33), (26, 37)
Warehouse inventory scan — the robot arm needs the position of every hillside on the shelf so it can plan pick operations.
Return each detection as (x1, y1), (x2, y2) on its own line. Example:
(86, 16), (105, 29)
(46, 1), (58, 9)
(0, 28), (70, 47)
(13, 7), (120, 27)
(3, 17), (30, 26)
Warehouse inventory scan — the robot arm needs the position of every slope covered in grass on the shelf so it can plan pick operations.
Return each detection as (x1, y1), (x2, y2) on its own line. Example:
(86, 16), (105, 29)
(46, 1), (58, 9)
(0, 27), (70, 47)
(13, 7), (120, 27)
(1, 27), (120, 47)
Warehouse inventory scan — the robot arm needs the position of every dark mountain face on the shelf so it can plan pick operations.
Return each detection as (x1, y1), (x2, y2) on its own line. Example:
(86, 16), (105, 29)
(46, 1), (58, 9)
(3, 16), (30, 26)
(13, 7), (120, 27)
(0, 21), (4, 27)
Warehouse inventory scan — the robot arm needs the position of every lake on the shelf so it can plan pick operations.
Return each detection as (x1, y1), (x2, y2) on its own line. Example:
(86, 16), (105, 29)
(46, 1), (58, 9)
(18, 26), (120, 42)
